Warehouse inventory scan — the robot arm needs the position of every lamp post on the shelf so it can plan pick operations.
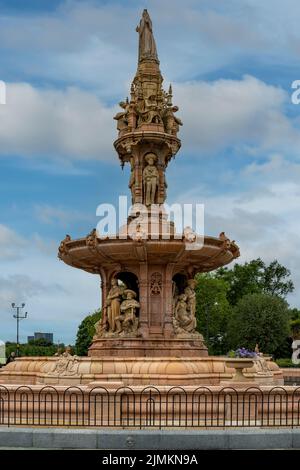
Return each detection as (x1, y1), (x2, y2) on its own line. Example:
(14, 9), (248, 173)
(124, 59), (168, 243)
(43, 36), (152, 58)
(11, 303), (28, 357)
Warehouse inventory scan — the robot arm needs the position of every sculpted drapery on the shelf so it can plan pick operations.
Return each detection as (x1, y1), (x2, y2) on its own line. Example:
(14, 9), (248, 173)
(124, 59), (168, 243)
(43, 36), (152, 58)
(136, 9), (158, 62)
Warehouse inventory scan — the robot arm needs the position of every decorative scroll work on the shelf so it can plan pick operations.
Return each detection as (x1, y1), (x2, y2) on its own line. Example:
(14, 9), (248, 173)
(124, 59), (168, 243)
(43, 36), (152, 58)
(58, 234), (71, 259)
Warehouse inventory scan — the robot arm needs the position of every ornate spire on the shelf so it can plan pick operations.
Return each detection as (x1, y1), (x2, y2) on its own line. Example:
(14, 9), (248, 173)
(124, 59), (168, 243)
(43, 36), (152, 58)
(113, 11), (183, 208)
(113, 11), (182, 140)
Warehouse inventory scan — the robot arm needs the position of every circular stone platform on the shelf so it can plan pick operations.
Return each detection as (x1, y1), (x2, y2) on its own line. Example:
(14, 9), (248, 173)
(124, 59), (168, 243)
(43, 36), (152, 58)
(0, 356), (283, 387)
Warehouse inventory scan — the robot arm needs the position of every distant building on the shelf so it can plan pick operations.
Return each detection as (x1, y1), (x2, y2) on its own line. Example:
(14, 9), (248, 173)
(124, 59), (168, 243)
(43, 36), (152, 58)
(27, 332), (54, 344)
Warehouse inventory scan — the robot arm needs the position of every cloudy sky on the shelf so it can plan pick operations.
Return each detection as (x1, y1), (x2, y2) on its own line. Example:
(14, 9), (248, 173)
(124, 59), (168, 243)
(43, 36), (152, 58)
(0, 0), (300, 344)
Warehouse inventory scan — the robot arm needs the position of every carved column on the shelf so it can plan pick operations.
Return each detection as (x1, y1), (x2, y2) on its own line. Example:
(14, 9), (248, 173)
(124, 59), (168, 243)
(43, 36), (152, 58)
(99, 268), (107, 327)
(134, 148), (143, 204)
(138, 262), (149, 337)
(157, 155), (166, 204)
(149, 269), (163, 334)
(164, 263), (175, 338)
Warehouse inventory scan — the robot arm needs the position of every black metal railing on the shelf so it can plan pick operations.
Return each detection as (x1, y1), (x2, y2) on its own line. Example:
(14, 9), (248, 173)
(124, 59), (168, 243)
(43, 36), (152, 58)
(1, 385), (300, 429)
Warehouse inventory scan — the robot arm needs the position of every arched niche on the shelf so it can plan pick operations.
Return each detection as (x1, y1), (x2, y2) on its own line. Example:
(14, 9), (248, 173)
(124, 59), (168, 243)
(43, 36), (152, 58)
(115, 271), (140, 300)
(172, 273), (188, 297)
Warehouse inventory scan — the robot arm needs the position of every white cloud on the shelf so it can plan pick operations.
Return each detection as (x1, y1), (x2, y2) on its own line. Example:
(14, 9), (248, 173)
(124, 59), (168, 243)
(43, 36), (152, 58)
(0, 230), (100, 344)
(175, 75), (300, 155)
(0, 75), (299, 163)
(0, 274), (63, 309)
(174, 156), (300, 308)
(35, 204), (92, 226)
(0, 224), (27, 260)
(0, 83), (116, 160)
(1, 1), (300, 90)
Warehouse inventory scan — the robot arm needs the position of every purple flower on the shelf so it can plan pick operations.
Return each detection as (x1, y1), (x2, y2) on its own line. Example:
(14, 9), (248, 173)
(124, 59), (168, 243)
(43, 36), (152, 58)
(235, 347), (258, 358)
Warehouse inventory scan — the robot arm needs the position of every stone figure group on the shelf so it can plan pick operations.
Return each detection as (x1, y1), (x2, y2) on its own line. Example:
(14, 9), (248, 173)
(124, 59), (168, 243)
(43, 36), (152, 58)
(113, 79), (182, 138)
(52, 346), (79, 377)
(95, 278), (140, 338)
(95, 276), (201, 339)
(173, 279), (200, 337)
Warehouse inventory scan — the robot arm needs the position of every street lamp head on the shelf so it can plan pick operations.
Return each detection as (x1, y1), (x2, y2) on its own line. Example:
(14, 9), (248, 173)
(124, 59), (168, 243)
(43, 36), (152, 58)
(11, 302), (15, 308)
(21, 303), (25, 308)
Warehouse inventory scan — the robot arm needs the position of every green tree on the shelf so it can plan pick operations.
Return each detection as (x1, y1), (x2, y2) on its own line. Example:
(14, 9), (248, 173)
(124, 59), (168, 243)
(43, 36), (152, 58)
(75, 310), (101, 356)
(195, 273), (232, 355)
(216, 258), (294, 305)
(274, 308), (300, 358)
(262, 260), (294, 297)
(228, 293), (290, 355)
(5, 342), (65, 357)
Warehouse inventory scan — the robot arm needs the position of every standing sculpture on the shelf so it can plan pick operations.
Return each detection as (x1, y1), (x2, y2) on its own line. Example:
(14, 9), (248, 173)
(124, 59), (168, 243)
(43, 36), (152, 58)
(136, 9), (158, 62)
(184, 279), (197, 319)
(143, 153), (159, 206)
(106, 278), (125, 332)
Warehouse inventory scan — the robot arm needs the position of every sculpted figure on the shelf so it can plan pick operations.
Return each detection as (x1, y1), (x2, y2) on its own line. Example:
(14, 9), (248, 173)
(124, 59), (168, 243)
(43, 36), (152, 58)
(136, 9), (158, 62)
(106, 278), (125, 332)
(52, 346), (79, 376)
(143, 153), (159, 206)
(58, 234), (71, 258)
(184, 279), (197, 319)
(116, 289), (140, 335)
(114, 100), (130, 132)
(163, 105), (182, 135)
(94, 318), (107, 337)
(174, 293), (197, 334)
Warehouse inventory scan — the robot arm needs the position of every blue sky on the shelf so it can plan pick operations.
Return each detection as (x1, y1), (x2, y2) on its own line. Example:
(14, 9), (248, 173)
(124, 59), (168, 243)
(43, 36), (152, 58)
(1, 0), (300, 344)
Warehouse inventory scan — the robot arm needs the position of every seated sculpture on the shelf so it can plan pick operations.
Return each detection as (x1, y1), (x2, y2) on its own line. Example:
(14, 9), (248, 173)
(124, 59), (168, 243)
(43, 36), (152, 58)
(115, 289), (140, 336)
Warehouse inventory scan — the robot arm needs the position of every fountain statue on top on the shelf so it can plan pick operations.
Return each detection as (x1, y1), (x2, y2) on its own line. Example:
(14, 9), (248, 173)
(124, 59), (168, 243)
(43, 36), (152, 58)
(136, 9), (158, 62)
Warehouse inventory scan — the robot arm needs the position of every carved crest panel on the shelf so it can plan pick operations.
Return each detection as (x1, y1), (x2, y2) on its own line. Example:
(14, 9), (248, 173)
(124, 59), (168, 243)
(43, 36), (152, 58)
(150, 272), (162, 295)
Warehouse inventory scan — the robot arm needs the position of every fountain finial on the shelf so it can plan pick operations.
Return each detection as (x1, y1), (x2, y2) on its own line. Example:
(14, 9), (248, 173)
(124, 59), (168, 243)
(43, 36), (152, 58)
(136, 9), (159, 63)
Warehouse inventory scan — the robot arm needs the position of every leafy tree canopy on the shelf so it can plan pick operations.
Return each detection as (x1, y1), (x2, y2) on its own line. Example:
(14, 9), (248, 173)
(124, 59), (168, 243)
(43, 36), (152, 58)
(216, 258), (294, 305)
(228, 293), (290, 355)
(5, 342), (65, 357)
(75, 310), (101, 356)
(195, 273), (232, 355)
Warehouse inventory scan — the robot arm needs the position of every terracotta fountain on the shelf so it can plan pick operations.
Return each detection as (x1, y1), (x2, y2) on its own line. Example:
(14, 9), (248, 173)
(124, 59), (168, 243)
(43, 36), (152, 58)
(0, 10), (282, 388)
